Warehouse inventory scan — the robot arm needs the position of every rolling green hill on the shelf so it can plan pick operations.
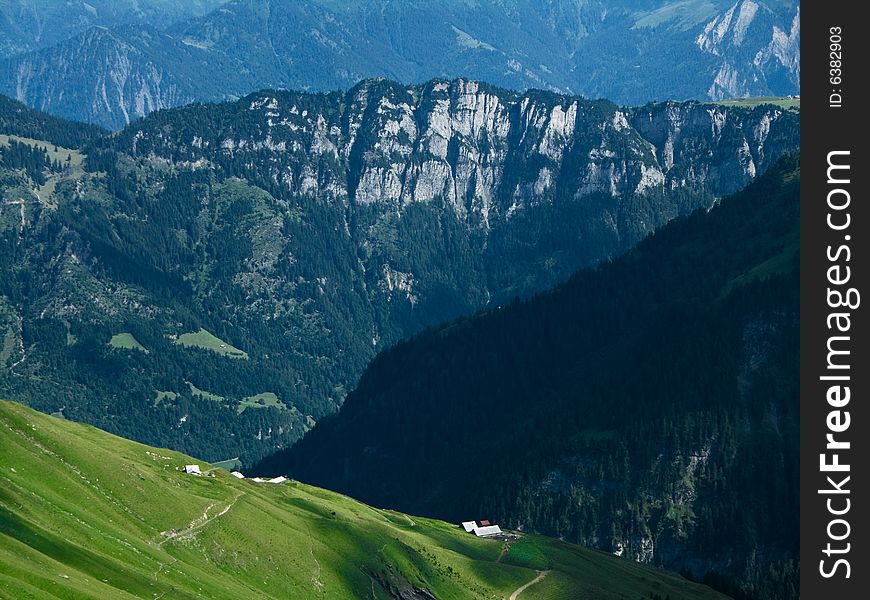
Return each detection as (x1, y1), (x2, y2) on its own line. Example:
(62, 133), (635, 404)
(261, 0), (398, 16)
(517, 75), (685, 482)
(0, 400), (727, 600)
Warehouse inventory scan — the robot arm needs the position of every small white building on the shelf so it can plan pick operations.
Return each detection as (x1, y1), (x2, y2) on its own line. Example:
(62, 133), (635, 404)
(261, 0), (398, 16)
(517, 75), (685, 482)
(183, 464), (201, 475)
(268, 476), (288, 484)
(472, 525), (502, 537)
(230, 471), (245, 479)
(460, 520), (503, 537)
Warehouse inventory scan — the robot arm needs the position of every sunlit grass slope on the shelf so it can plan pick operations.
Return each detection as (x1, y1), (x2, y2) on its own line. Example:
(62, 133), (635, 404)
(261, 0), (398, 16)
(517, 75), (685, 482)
(0, 400), (728, 599)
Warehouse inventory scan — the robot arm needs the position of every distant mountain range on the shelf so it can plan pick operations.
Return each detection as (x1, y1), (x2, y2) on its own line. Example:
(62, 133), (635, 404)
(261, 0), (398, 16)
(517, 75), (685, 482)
(256, 153), (801, 600)
(0, 0), (227, 56)
(0, 82), (799, 467)
(0, 0), (800, 129)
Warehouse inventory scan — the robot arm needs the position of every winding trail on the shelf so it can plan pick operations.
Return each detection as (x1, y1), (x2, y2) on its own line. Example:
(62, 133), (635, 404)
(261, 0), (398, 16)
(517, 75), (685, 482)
(306, 524), (324, 591)
(382, 511), (416, 527)
(8, 315), (26, 373)
(152, 557), (178, 599)
(158, 490), (244, 546)
(509, 570), (550, 600)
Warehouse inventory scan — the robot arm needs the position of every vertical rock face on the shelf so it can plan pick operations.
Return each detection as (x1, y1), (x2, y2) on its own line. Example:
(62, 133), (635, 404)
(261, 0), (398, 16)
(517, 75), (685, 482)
(118, 78), (798, 234)
(100, 76), (798, 344)
(628, 100), (793, 193)
(697, 1), (800, 99)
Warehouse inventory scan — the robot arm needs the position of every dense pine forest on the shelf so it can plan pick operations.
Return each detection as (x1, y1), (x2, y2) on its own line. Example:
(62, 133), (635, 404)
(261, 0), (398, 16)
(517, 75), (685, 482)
(257, 154), (801, 600)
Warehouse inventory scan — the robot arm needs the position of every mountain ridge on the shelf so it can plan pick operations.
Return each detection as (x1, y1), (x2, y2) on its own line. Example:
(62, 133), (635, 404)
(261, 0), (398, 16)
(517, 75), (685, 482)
(1, 0), (800, 129)
(1, 82), (799, 467)
(0, 0), (228, 56)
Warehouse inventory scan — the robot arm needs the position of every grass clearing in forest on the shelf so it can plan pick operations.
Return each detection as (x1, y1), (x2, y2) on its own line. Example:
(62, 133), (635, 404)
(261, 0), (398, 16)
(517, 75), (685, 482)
(187, 381), (225, 402)
(237, 392), (286, 414)
(108, 332), (148, 352)
(175, 327), (248, 359)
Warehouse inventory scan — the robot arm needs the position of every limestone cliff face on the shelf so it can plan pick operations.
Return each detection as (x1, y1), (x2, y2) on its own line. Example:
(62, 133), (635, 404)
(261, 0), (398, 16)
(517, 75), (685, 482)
(118, 78), (798, 233)
(99, 78), (798, 332)
(696, 1), (800, 100)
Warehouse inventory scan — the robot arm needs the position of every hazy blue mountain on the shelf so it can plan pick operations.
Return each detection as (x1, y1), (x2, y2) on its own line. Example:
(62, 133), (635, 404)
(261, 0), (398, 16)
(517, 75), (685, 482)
(0, 82), (799, 466)
(0, 25), (234, 130)
(0, 0), (227, 57)
(0, 0), (800, 128)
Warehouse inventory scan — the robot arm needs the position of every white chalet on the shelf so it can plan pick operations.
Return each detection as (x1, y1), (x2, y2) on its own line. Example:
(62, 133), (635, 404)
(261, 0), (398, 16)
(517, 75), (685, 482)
(459, 520), (503, 537)
(472, 525), (502, 537)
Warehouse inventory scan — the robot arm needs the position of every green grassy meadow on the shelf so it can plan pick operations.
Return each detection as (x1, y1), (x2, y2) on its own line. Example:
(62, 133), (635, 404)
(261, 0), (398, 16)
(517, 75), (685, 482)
(0, 134), (86, 207)
(175, 328), (248, 359)
(0, 401), (728, 599)
(186, 381), (226, 403)
(153, 390), (178, 405)
(109, 332), (148, 353)
(237, 392), (287, 414)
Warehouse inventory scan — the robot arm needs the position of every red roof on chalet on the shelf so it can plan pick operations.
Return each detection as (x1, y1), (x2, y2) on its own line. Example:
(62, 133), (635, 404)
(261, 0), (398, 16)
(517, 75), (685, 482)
(479, 520), (491, 526)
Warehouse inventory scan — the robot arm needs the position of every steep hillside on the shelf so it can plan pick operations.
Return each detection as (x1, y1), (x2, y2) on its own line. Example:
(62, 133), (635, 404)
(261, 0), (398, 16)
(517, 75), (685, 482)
(257, 155), (801, 599)
(0, 95), (105, 147)
(0, 399), (729, 600)
(0, 83), (799, 466)
(0, 0), (800, 128)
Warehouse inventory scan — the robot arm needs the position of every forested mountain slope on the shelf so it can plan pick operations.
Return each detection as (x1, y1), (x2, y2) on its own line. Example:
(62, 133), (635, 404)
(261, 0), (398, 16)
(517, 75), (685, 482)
(257, 155), (801, 600)
(0, 95), (105, 146)
(0, 82), (798, 467)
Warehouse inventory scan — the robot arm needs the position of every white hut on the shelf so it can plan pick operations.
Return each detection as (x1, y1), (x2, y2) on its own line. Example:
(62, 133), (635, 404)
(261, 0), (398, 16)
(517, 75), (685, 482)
(183, 464), (201, 475)
(472, 525), (502, 537)
(461, 521), (477, 533)
(230, 471), (245, 479)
